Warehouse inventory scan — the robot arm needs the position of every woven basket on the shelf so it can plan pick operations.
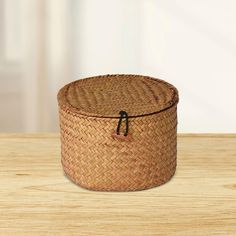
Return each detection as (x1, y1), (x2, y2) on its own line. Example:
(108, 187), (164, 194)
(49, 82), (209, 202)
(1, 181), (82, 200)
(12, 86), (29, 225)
(57, 74), (179, 191)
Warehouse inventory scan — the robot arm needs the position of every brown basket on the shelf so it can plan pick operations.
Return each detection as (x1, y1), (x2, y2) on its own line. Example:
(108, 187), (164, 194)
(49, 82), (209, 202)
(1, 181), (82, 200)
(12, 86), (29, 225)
(57, 74), (179, 191)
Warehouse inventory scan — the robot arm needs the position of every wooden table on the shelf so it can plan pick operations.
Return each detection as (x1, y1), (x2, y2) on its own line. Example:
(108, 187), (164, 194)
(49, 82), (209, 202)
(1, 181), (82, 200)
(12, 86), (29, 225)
(0, 134), (236, 235)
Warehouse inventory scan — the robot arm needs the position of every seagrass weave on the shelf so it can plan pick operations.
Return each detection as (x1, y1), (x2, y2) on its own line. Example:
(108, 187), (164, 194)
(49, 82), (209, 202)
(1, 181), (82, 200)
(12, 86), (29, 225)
(57, 74), (179, 191)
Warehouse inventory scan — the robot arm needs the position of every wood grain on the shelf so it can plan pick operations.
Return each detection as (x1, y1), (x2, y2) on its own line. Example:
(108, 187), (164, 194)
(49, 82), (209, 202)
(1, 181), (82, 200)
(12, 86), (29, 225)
(0, 134), (236, 236)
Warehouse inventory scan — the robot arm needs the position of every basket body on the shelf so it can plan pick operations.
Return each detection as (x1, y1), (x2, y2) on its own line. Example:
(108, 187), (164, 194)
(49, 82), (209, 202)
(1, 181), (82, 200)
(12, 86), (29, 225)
(58, 74), (179, 191)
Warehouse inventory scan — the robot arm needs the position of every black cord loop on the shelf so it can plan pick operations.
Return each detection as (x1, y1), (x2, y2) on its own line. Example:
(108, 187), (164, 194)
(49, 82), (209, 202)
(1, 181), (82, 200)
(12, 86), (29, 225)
(116, 110), (129, 136)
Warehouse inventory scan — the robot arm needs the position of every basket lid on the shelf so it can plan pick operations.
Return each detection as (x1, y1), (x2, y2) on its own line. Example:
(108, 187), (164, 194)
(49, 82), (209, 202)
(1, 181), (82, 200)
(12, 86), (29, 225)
(58, 74), (179, 118)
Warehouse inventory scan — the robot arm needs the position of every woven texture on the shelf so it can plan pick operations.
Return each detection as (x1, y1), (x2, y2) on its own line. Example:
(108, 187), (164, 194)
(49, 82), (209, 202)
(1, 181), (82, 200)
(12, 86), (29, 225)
(58, 74), (179, 191)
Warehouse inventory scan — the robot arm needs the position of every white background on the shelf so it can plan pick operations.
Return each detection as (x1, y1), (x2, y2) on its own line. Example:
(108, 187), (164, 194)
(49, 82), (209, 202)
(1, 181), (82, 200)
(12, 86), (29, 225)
(0, 0), (236, 133)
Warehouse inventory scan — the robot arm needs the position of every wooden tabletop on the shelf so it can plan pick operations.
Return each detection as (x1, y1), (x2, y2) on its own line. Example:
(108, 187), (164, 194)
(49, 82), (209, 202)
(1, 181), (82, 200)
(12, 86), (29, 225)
(0, 134), (236, 236)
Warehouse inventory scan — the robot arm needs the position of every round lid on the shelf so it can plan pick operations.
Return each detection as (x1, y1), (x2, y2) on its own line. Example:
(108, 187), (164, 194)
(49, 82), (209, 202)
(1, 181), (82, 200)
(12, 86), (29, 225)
(58, 74), (179, 118)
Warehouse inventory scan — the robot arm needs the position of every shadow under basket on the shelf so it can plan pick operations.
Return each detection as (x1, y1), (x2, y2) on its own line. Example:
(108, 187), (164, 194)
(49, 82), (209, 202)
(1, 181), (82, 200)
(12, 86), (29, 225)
(57, 74), (179, 191)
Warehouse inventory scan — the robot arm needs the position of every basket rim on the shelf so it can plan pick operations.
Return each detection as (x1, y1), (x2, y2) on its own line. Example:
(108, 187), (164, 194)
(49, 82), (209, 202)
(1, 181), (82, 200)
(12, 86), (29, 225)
(57, 74), (179, 119)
